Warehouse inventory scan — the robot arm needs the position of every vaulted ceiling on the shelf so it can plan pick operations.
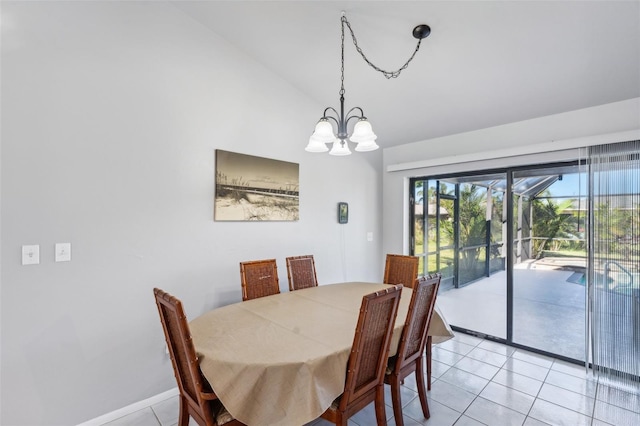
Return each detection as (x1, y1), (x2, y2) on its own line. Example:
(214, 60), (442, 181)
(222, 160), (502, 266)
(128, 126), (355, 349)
(173, 1), (640, 148)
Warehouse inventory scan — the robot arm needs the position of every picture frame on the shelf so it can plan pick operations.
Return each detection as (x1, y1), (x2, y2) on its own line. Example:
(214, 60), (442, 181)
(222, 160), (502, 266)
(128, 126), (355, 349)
(215, 150), (299, 221)
(338, 202), (349, 224)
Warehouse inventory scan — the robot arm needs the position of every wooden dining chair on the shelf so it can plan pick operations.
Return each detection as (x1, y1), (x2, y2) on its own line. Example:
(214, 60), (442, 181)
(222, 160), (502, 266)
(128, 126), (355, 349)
(320, 284), (403, 426)
(427, 336), (434, 391)
(383, 254), (419, 288)
(153, 288), (245, 426)
(285, 254), (318, 291)
(239, 259), (280, 301)
(384, 274), (441, 426)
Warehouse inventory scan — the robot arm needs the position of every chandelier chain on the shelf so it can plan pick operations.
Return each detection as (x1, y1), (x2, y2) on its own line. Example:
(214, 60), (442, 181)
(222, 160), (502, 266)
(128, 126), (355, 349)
(340, 16), (345, 95)
(341, 15), (422, 80)
(307, 13), (429, 155)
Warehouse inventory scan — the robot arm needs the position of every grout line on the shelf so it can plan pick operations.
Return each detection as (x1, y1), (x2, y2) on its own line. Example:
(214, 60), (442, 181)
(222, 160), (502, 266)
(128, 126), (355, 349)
(150, 407), (163, 426)
(443, 338), (517, 425)
(460, 338), (566, 426)
(590, 382), (598, 426)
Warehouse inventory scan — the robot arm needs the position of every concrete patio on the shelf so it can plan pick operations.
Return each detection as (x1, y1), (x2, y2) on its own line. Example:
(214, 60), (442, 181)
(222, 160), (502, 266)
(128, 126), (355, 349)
(437, 265), (587, 361)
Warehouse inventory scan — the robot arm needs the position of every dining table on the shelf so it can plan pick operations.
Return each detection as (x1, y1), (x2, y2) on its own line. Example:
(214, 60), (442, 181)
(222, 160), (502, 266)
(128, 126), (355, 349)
(189, 281), (454, 426)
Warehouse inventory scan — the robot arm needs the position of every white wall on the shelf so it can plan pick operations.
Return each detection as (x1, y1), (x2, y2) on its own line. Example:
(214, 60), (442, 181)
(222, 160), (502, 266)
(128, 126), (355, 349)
(0, 2), (383, 425)
(382, 98), (640, 255)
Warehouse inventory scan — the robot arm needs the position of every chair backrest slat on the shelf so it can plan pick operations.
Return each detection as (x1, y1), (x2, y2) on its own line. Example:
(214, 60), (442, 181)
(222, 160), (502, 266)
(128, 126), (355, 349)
(240, 259), (280, 301)
(340, 284), (402, 409)
(286, 255), (318, 291)
(383, 254), (419, 288)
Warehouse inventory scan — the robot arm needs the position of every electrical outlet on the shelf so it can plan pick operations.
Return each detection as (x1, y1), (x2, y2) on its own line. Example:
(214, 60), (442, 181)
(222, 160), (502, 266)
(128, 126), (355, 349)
(22, 245), (40, 265)
(55, 243), (71, 262)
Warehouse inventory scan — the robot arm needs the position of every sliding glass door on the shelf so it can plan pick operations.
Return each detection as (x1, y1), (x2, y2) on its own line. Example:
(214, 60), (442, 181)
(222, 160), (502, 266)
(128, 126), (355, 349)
(510, 165), (587, 360)
(411, 163), (587, 360)
(412, 173), (507, 339)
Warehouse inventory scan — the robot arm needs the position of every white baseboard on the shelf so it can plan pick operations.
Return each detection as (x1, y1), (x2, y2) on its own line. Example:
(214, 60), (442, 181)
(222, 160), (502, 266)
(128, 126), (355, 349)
(77, 387), (179, 426)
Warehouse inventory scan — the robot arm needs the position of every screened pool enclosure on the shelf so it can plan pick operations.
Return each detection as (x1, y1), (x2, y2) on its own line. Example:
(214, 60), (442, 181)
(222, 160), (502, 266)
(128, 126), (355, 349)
(412, 167), (586, 291)
(410, 141), (639, 392)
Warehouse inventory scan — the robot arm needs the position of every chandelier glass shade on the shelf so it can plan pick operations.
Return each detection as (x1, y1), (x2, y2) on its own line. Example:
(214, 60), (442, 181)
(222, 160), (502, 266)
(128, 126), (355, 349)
(305, 13), (430, 156)
(305, 112), (379, 155)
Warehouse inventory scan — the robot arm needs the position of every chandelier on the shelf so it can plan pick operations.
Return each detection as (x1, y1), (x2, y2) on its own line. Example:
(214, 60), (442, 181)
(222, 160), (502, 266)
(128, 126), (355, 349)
(305, 13), (431, 156)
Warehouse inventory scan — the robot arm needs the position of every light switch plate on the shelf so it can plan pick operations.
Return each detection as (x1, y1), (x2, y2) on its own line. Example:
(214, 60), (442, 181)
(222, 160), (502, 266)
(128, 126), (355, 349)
(22, 245), (40, 265)
(55, 243), (71, 262)
(367, 232), (373, 242)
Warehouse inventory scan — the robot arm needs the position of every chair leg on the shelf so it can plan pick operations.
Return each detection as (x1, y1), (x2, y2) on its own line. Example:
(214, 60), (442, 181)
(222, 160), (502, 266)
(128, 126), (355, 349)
(415, 359), (430, 419)
(389, 377), (404, 426)
(426, 335), (433, 391)
(336, 412), (348, 426)
(178, 395), (189, 426)
(375, 386), (388, 426)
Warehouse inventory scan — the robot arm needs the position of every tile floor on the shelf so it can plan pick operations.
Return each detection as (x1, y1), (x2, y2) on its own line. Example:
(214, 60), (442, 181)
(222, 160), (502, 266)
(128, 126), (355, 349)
(103, 333), (640, 426)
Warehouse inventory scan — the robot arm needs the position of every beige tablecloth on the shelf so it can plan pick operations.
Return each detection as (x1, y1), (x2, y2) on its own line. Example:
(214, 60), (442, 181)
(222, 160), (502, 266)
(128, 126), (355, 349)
(189, 282), (453, 426)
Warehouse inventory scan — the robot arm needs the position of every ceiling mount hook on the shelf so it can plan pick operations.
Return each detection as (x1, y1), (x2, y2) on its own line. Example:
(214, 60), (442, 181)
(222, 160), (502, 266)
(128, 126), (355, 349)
(413, 24), (431, 40)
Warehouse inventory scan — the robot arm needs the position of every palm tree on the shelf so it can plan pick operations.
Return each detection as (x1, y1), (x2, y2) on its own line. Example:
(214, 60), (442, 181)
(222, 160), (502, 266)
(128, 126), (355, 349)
(441, 184), (488, 282)
(532, 196), (576, 258)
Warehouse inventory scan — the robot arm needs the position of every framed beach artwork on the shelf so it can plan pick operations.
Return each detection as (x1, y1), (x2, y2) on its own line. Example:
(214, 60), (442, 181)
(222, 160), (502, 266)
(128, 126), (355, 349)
(215, 150), (300, 221)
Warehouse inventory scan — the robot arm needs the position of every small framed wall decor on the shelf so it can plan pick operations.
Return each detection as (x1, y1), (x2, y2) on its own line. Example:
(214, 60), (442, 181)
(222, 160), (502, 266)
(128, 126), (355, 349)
(338, 202), (349, 224)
